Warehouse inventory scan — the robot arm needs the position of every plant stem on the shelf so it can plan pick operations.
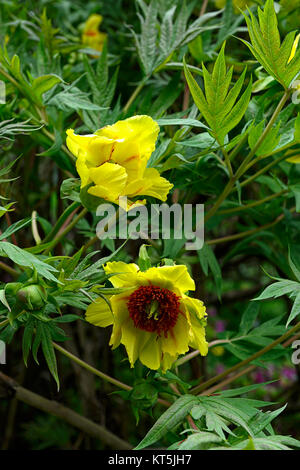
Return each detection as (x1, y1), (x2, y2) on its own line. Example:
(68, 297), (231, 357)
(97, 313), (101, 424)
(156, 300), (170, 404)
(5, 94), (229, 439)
(0, 371), (132, 450)
(191, 321), (300, 395)
(42, 201), (80, 244)
(201, 331), (300, 396)
(235, 90), (291, 179)
(53, 341), (132, 391)
(238, 153), (293, 190)
(204, 178), (236, 221)
(218, 189), (288, 215)
(123, 81), (146, 114)
(207, 207), (295, 245)
(0, 318), (9, 328)
(205, 91), (290, 221)
(0, 261), (18, 278)
(43, 207), (88, 255)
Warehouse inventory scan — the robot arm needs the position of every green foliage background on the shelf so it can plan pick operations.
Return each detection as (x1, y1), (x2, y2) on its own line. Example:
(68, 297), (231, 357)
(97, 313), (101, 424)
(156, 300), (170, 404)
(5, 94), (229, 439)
(0, 0), (300, 451)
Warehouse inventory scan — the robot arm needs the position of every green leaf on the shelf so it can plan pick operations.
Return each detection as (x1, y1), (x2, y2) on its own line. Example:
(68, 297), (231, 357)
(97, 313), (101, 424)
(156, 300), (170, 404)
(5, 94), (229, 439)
(239, 301), (260, 334)
(40, 323), (59, 389)
(254, 280), (300, 300)
(184, 47), (251, 144)
(241, 0), (300, 88)
(177, 431), (222, 450)
(31, 74), (62, 101)
(0, 242), (59, 283)
(198, 244), (222, 300)
(135, 394), (198, 450)
(157, 118), (207, 129)
(286, 292), (300, 326)
(22, 317), (35, 367)
(138, 244), (151, 272)
(290, 184), (300, 212)
(0, 218), (31, 242)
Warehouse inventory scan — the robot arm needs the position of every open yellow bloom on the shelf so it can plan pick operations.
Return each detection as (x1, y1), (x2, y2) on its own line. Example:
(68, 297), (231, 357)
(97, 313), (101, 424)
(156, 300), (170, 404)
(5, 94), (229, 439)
(66, 116), (173, 210)
(82, 14), (107, 53)
(85, 262), (208, 372)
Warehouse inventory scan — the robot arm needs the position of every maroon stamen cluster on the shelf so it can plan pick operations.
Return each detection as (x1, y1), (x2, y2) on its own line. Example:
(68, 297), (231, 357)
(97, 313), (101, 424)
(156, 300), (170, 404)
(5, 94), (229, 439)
(127, 285), (180, 336)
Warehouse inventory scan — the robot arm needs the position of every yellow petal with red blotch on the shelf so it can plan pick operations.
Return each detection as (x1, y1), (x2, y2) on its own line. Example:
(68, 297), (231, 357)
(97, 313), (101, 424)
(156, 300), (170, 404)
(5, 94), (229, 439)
(124, 168), (173, 201)
(88, 162), (128, 201)
(96, 115), (159, 161)
(85, 296), (113, 327)
(104, 262), (139, 288)
(112, 141), (143, 182)
(83, 14), (103, 32)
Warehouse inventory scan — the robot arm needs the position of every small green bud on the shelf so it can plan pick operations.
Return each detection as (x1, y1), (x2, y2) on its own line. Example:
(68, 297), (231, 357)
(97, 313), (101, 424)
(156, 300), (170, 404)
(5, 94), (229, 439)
(5, 282), (22, 297)
(16, 284), (47, 310)
(130, 382), (158, 410)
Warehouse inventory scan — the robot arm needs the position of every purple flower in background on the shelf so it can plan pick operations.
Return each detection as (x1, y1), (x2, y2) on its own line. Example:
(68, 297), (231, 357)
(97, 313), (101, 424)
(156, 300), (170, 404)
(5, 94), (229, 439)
(253, 370), (266, 384)
(207, 307), (217, 317)
(216, 364), (225, 375)
(281, 367), (297, 381)
(215, 320), (226, 333)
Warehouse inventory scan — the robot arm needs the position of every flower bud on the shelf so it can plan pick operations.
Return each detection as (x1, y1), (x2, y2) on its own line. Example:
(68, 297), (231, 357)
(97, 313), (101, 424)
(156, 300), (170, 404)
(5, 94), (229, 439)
(130, 382), (158, 410)
(16, 284), (47, 310)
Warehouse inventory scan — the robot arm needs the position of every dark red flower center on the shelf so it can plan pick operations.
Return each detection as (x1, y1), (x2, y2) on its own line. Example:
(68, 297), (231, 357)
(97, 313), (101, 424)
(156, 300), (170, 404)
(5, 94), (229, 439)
(127, 285), (180, 336)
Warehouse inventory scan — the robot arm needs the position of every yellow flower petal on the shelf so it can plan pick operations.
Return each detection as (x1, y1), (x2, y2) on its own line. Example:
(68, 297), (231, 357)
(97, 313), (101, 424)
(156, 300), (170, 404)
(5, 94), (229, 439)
(109, 292), (133, 349)
(83, 14), (103, 32)
(96, 115), (159, 161)
(182, 297), (208, 356)
(66, 129), (114, 166)
(141, 265), (195, 294)
(159, 313), (190, 357)
(88, 162), (128, 201)
(111, 141), (143, 182)
(104, 262), (139, 288)
(286, 155), (300, 163)
(139, 335), (162, 370)
(288, 33), (300, 64)
(161, 352), (178, 373)
(124, 168), (173, 201)
(76, 155), (91, 188)
(120, 319), (153, 367)
(85, 296), (113, 327)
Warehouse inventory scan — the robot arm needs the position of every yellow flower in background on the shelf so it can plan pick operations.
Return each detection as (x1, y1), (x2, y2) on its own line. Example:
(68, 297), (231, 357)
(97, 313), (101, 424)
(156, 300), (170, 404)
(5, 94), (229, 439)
(66, 116), (173, 210)
(288, 33), (300, 64)
(215, 0), (253, 13)
(82, 14), (107, 53)
(286, 151), (300, 164)
(86, 262), (208, 371)
(211, 345), (225, 357)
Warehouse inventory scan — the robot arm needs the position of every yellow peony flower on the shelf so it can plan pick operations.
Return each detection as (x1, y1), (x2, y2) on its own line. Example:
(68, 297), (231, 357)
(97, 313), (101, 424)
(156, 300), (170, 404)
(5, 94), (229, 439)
(86, 262), (208, 371)
(82, 14), (107, 53)
(215, 0), (253, 13)
(66, 116), (173, 210)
